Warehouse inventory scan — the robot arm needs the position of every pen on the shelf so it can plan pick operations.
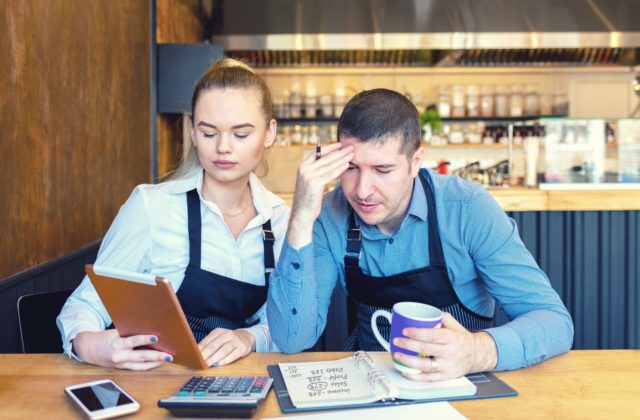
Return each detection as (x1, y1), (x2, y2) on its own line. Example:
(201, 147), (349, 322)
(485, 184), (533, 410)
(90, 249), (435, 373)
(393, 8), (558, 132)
(315, 139), (321, 161)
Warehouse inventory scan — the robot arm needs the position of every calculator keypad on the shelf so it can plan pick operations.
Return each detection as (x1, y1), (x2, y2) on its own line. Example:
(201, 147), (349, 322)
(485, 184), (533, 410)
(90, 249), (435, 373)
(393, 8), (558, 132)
(176, 376), (271, 399)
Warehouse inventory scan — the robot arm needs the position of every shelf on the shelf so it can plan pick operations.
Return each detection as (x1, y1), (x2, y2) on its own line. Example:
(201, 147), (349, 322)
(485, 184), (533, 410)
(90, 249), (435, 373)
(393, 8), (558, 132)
(278, 117), (338, 124)
(277, 115), (567, 125)
(257, 66), (635, 76)
(440, 115), (566, 123)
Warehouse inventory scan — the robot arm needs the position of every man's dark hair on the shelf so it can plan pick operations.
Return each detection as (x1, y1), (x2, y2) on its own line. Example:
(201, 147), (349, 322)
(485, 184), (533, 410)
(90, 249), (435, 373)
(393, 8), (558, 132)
(337, 88), (421, 157)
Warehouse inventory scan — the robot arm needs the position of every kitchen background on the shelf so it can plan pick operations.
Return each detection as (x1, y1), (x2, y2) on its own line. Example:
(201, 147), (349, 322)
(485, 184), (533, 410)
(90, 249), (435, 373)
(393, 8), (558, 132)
(1, 0), (639, 353)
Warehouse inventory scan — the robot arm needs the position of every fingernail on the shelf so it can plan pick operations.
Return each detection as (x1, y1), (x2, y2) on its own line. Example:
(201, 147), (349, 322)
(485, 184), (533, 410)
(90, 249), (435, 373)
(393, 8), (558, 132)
(164, 355), (173, 362)
(212, 362), (219, 368)
(392, 338), (399, 345)
(150, 336), (158, 343)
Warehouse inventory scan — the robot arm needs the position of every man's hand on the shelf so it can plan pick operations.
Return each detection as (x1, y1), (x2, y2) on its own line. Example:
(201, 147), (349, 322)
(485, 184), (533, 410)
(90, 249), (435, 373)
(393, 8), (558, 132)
(198, 328), (256, 367)
(73, 330), (173, 371)
(287, 142), (354, 249)
(391, 312), (498, 381)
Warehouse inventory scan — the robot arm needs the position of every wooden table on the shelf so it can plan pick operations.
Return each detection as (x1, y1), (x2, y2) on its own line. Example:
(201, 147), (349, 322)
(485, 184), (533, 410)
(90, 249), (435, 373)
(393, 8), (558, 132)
(0, 351), (638, 419)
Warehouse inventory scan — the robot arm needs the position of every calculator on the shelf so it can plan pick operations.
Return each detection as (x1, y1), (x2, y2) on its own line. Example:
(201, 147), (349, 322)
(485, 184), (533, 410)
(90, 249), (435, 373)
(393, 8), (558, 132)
(158, 375), (273, 418)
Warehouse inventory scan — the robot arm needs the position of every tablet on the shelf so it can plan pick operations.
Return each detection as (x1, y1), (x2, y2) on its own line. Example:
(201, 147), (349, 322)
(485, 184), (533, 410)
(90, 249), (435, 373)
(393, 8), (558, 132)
(85, 264), (207, 369)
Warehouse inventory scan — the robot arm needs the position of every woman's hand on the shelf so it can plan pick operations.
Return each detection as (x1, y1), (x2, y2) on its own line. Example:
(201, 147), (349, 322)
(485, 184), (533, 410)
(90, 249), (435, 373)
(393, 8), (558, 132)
(72, 330), (173, 371)
(198, 328), (256, 367)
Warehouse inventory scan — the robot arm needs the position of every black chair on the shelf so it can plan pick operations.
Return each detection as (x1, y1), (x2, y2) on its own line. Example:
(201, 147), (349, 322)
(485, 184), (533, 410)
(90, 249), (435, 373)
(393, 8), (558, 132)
(17, 289), (74, 353)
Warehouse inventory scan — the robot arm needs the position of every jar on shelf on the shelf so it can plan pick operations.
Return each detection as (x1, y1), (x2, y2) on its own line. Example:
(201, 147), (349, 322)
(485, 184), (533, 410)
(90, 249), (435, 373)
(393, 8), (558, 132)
(509, 84), (523, 117)
(304, 77), (317, 118)
(495, 84), (509, 117)
(553, 91), (569, 115)
(289, 79), (302, 119)
(466, 85), (480, 117)
(480, 85), (495, 117)
(319, 94), (333, 118)
(437, 84), (451, 118)
(539, 93), (553, 115)
(291, 124), (303, 145)
(451, 84), (465, 117)
(524, 84), (539, 116)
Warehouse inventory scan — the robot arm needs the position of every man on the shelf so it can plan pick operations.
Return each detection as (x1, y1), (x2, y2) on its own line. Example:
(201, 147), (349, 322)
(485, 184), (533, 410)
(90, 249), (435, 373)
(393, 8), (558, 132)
(268, 88), (573, 381)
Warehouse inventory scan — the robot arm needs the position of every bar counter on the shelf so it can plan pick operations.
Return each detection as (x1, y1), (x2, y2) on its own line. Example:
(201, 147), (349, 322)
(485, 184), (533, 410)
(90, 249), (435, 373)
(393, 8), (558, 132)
(277, 186), (640, 211)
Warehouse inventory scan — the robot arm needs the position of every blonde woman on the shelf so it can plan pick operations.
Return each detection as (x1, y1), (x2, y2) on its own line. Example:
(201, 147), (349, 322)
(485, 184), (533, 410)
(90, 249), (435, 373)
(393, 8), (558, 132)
(58, 59), (288, 370)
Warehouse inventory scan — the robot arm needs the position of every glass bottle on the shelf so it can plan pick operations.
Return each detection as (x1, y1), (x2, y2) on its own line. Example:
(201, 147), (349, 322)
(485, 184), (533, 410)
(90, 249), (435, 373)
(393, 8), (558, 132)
(480, 85), (495, 117)
(524, 84), (539, 116)
(451, 84), (466, 117)
(495, 84), (509, 117)
(509, 84), (523, 117)
(437, 84), (451, 118)
(466, 85), (480, 117)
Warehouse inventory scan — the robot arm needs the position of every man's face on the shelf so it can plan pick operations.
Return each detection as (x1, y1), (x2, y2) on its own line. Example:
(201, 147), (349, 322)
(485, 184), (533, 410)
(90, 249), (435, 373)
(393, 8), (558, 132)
(339, 134), (423, 235)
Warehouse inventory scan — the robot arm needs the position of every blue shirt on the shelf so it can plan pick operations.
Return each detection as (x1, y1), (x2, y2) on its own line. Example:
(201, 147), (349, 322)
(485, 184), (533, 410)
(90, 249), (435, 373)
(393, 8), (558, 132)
(268, 169), (574, 371)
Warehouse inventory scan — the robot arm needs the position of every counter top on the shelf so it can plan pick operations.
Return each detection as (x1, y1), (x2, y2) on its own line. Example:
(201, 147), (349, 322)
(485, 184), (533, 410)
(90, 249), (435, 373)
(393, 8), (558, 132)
(276, 187), (640, 212)
(488, 186), (640, 211)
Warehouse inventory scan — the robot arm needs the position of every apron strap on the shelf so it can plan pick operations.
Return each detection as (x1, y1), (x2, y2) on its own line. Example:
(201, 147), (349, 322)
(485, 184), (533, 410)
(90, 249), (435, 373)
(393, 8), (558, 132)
(345, 210), (361, 270)
(419, 170), (447, 267)
(186, 189), (202, 268)
(262, 219), (276, 282)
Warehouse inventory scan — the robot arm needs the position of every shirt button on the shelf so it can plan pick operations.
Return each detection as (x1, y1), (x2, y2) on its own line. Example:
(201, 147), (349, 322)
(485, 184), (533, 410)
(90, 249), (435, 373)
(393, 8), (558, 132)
(388, 238), (394, 244)
(292, 308), (297, 315)
(291, 262), (300, 269)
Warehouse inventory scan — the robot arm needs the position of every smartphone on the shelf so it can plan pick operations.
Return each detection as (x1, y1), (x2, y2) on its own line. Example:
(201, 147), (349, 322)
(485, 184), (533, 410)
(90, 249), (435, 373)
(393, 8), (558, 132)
(64, 379), (140, 419)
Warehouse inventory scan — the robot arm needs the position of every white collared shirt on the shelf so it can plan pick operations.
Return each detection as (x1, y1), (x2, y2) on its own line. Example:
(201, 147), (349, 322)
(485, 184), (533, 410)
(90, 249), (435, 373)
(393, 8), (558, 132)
(57, 168), (289, 357)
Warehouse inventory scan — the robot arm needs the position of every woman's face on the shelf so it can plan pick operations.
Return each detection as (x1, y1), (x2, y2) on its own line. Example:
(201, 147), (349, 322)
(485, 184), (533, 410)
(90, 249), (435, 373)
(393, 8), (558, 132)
(191, 87), (276, 185)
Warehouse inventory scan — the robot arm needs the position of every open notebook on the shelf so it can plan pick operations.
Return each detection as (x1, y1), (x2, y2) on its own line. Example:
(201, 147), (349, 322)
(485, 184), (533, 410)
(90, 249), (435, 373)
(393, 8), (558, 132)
(277, 351), (477, 409)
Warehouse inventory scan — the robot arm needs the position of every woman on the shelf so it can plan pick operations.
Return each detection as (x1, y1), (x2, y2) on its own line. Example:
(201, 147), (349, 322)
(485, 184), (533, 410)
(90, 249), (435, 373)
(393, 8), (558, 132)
(57, 58), (288, 370)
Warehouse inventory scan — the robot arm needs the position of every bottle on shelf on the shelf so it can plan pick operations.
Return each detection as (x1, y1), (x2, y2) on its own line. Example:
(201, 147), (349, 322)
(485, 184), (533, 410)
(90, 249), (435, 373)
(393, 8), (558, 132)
(524, 84), (539, 117)
(495, 84), (509, 117)
(509, 84), (524, 117)
(289, 79), (302, 119)
(451, 84), (466, 118)
(466, 85), (480, 118)
(480, 84), (495, 117)
(539, 93), (553, 115)
(553, 90), (569, 115)
(437, 84), (451, 118)
(304, 77), (317, 118)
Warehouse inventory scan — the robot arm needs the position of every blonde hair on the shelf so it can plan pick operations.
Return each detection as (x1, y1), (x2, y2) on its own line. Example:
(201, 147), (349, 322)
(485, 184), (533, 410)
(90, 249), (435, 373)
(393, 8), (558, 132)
(168, 58), (273, 181)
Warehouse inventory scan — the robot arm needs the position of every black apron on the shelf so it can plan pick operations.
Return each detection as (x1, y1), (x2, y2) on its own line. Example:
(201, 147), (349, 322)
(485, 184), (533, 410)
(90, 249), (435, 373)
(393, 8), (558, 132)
(343, 170), (493, 351)
(175, 189), (275, 343)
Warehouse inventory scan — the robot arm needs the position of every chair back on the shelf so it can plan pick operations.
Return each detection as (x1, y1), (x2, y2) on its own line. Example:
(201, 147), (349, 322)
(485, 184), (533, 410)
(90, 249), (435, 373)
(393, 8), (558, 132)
(17, 289), (73, 353)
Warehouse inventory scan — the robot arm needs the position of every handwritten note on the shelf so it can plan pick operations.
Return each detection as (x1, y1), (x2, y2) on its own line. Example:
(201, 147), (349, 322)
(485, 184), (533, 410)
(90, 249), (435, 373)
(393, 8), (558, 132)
(279, 357), (385, 408)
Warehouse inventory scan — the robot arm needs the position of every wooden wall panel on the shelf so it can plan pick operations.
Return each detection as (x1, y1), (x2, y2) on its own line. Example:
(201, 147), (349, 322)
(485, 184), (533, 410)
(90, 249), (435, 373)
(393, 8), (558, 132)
(156, 0), (205, 179)
(0, 1), (151, 280)
(157, 0), (203, 43)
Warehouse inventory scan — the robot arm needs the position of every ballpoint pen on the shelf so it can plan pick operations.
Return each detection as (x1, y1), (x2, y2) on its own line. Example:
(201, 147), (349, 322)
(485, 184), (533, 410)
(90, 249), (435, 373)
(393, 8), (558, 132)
(315, 138), (321, 161)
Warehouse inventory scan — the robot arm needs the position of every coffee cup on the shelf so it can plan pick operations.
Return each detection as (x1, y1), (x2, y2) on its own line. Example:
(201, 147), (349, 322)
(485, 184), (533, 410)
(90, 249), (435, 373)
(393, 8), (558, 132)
(371, 302), (443, 374)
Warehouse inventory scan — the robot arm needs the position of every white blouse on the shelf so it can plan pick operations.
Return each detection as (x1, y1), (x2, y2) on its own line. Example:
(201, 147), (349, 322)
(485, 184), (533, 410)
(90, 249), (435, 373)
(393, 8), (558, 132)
(57, 168), (290, 357)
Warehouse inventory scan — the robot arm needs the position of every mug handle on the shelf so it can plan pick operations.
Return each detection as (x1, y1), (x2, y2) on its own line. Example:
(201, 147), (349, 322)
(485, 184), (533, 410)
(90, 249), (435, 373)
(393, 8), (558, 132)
(370, 309), (392, 352)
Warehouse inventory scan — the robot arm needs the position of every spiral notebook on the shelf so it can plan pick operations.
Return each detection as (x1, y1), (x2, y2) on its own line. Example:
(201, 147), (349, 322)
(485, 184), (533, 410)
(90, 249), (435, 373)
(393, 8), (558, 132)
(268, 351), (517, 413)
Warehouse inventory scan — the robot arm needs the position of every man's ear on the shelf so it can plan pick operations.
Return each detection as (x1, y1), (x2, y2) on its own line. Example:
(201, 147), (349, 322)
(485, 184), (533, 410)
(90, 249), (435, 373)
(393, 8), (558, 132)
(264, 119), (277, 148)
(410, 146), (424, 177)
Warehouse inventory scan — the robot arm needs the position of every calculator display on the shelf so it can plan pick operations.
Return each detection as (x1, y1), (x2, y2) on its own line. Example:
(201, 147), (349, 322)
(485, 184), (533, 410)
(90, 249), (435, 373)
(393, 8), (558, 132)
(71, 381), (134, 411)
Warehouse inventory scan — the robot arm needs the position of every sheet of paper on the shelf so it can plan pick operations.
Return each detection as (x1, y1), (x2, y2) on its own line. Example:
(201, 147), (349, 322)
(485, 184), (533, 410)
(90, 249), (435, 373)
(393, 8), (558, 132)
(263, 401), (467, 420)
(279, 357), (380, 407)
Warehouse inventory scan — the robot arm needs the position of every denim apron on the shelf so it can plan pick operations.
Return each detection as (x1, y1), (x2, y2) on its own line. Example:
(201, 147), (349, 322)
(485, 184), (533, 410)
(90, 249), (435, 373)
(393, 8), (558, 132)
(343, 170), (492, 351)
(175, 189), (275, 343)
